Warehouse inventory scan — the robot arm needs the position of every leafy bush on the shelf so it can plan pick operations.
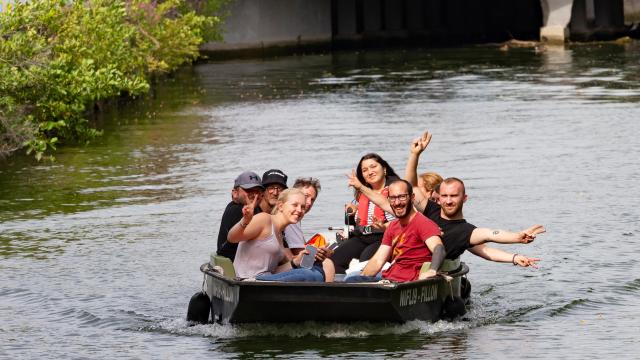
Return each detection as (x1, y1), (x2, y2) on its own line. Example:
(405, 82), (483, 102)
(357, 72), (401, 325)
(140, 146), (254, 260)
(0, 0), (223, 160)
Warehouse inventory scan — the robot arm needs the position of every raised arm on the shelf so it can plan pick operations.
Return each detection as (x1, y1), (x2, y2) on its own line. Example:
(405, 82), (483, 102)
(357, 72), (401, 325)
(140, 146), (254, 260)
(405, 131), (432, 186)
(404, 131), (432, 213)
(347, 169), (393, 213)
(469, 225), (546, 246)
(467, 244), (540, 268)
(227, 196), (265, 243)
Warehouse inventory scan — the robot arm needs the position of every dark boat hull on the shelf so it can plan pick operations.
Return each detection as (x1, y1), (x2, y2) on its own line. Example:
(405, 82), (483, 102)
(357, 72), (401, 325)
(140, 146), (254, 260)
(200, 262), (469, 323)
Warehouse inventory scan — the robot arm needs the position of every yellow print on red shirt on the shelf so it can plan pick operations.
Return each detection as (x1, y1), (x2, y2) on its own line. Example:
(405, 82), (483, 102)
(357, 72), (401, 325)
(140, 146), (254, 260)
(391, 232), (408, 259)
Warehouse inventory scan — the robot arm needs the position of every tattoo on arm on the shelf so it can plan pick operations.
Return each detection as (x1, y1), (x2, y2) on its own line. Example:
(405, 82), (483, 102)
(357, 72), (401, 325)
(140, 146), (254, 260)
(492, 230), (500, 236)
(430, 244), (446, 271)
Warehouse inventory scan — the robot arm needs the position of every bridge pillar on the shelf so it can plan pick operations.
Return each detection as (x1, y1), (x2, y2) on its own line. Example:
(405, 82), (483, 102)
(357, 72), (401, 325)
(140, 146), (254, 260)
(540, 0), (573, 43)
(593, 0), (625, 33)
(540, 0), (626, 42)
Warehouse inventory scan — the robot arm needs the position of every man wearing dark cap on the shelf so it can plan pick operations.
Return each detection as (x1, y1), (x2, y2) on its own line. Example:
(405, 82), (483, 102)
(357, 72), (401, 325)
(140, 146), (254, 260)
(216, 171), (264, 261)
(258, 169), (288, 214)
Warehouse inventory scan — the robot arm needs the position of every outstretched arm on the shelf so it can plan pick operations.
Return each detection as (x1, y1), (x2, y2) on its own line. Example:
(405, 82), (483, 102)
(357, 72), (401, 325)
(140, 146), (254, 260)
(468, 244), (540, 268)
(347, 169), (393, 213)
(469, 225), (546, 246)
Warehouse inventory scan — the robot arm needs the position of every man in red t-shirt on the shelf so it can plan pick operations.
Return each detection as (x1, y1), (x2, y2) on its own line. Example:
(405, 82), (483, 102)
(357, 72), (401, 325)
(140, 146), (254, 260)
(346, 179), (446, 282)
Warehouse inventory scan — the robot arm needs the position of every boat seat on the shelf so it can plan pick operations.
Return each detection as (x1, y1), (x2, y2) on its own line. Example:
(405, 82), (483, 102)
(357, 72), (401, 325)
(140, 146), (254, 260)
(420, 258), (461, 273)
(210, 253), (237, 279)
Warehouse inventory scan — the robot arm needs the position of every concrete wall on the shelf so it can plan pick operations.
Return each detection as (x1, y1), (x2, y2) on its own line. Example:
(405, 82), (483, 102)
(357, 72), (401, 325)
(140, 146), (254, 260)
(540, 0), (573, 42)
(625, 0), (640, 22)
(203, 0), (544, 53)
(334, 0), (542, 44)
(335, 0), (358, 38)
(206, 0), (640, 54)
(201, 0), (332, 51)
(569, 0), (626, 40)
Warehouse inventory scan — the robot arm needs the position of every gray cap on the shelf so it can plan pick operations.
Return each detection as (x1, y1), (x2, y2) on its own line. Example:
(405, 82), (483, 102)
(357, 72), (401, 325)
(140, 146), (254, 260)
(234, 171), (264, 190)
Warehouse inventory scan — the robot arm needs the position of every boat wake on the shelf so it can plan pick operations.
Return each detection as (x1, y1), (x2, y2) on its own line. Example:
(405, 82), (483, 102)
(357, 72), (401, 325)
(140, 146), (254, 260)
(148, 317), (471, 339)
(145, 293), (522, 339)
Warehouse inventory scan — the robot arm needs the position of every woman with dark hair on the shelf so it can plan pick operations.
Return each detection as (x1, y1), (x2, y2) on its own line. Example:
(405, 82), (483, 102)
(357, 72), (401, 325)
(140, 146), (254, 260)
(327, 153), (400, 274)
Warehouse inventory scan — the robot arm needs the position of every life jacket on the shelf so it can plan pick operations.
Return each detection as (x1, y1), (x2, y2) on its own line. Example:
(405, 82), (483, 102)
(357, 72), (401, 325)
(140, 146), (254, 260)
(356, 188), (388, 226)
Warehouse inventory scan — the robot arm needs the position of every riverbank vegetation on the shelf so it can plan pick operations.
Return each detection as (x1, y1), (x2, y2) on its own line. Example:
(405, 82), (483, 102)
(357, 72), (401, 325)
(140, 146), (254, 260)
(0, 0), (225, 160)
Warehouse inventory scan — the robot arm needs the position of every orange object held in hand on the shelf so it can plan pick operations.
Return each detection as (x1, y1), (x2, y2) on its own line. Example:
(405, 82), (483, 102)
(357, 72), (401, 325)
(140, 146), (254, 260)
(305, 233), (327, 248)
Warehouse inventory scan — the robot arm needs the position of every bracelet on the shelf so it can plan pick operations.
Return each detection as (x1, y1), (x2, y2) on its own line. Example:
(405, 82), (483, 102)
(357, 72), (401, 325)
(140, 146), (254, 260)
(290, 259), (299, 269)
(239, 220), (248, 228)
(512, 253), (519, 265)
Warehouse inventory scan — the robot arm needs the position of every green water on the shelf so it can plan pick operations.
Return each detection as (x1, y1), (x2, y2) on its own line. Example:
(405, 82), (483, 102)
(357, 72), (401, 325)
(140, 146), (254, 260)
(1, 43), (639, 358)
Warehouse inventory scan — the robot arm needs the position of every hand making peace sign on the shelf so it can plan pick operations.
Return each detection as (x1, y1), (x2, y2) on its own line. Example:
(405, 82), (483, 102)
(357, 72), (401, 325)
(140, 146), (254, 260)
(519, 224), (546, 244)
(242, 194), (258, 225)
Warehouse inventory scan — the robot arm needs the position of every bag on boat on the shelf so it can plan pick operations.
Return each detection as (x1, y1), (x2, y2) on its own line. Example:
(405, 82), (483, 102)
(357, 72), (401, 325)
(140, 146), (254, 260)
(305, 233), (327, 248)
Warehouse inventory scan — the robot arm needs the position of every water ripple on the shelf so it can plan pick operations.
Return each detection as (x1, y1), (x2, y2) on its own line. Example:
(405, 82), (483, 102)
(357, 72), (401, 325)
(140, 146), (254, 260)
(2, 44), (640, 358)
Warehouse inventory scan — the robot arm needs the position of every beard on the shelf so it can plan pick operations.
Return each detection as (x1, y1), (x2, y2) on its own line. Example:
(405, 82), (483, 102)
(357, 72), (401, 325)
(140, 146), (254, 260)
(392, 202), (411, 219)
(442, 202), (463, 218)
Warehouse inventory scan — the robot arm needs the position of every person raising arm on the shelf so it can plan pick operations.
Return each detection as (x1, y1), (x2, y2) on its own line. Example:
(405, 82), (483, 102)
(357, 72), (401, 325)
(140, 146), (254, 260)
(344, 180), (447, 283)
(327, 153), (400, 275)
(349, 131), (545, 265)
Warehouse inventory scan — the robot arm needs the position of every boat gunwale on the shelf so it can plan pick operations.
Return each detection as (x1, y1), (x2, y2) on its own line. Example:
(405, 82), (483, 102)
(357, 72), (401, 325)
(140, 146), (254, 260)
(200, 262), (469, 290)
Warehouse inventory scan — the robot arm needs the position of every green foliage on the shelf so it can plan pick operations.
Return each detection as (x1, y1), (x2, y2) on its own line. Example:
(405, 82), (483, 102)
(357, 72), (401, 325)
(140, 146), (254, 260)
(184, 0), (228, 42)
(0, 0), (222, 160)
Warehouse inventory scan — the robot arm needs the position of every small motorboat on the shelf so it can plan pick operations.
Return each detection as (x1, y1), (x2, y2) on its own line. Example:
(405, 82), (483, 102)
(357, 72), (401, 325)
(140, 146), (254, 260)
(194, 254), (470, 324)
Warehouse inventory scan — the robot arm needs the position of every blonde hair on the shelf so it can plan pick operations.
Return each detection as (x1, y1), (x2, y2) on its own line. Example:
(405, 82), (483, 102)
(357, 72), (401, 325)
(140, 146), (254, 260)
(272, 188), (305, 214)
(419, 172), (443, 193)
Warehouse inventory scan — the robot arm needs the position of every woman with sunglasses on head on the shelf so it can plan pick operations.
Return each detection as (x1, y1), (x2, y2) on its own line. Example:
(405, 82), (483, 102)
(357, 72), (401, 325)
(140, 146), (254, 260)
(326, 153), (400, 276)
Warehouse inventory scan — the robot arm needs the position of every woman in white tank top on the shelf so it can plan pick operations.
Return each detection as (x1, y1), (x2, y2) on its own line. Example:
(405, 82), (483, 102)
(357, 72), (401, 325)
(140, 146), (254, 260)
(229, 188), (324, 281)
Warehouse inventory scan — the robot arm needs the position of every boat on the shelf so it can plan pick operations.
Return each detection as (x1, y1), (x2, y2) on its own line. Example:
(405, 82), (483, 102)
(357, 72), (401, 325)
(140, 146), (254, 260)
(194, 254), (470, 324)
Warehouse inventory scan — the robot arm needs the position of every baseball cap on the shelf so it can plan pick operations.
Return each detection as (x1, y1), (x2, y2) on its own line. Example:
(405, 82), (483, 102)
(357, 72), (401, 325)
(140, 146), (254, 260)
(234, 171), (264, 189)
(262, 169), (288, 188)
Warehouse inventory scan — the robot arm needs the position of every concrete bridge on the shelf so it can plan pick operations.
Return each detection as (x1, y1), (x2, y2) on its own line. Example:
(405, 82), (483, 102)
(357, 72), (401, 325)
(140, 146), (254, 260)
(542, 0), (628, 42)
(202, 0), (636, 53)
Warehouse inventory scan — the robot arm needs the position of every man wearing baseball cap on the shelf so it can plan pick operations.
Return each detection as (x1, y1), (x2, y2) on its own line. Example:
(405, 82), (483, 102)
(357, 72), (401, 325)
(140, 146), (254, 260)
(216, 171), (264, 260)
(258, 169), (311, 259)
(258, 169), (288, 214)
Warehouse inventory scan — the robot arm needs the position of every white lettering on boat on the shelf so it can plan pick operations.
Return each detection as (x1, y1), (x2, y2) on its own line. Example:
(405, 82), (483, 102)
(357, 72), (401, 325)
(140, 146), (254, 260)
(398, 284), (437, 307)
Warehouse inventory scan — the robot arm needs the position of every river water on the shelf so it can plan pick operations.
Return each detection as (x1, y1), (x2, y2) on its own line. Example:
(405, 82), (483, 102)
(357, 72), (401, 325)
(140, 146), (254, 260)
(1, 43), (639, 359)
